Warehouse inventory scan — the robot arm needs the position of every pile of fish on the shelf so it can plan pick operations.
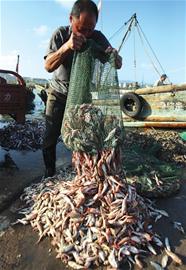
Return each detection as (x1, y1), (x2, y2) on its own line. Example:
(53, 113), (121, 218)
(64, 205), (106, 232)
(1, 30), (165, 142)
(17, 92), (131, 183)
(0, 120), (45, 151)
(18, 172), (163, 268)
(18, 172), (183, 269)
(17, 105), (183, 269)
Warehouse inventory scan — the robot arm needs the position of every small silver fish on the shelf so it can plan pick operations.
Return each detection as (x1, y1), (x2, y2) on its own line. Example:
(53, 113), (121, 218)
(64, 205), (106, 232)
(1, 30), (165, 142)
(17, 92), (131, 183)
(68, 261), (83, 269)
(165, 237), (171, 251)
(161, 254), (168, 268)
(150, 261), (164, 270)
(108, 249), (118, 268)
(173, 221), (185, 234)
(165, 248), (183, 266)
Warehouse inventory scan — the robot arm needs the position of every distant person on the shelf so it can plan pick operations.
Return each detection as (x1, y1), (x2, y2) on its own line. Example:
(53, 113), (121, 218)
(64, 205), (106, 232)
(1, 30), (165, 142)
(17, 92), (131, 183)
(42, 0), (122, 177)
(39, 89), (47, 106)
(134, 81), (140, 89)
(154, 74), (168, 86)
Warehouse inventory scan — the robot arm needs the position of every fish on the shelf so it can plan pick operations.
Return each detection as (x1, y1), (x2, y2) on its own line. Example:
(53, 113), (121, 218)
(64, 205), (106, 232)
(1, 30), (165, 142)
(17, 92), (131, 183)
(165, 248), (182, 266)
(68, 261), (83, 269)
(150, 261), (164, 270)
(108, 249), (118, 268)
(0, 120), (45, 151)
(147, 243), (157, 255)
(134, 255), (143, 269)
(164, 237), (171, 251)
(173, 221), (185, 234)
(161, 254), (168, 268)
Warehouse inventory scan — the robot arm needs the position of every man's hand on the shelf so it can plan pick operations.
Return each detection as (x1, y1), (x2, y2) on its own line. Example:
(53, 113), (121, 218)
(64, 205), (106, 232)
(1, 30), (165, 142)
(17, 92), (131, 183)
(67, 32), (86, 50)
(105, 46), (122, 69)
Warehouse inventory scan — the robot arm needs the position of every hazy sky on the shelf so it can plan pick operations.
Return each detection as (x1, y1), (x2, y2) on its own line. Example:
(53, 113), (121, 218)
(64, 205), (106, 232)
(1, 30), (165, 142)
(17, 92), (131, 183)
(1, 0), (186, 84)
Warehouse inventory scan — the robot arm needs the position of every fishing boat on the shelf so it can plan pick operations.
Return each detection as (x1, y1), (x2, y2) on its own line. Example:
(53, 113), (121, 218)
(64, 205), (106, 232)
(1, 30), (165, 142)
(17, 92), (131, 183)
(120, 83), (186, 128)
(93, 14), (186, 128)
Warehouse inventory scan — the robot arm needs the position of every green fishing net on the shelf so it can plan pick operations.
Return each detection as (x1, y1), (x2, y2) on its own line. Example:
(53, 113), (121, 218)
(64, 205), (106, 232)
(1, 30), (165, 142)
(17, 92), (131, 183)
(123, 145), (180, 198)
(61, 39), (124, 154)
(180, 131), (186, 141)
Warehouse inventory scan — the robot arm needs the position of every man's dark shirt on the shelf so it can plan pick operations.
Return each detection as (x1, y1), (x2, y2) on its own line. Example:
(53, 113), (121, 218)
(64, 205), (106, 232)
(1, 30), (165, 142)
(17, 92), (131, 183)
(44, 26), (110, 95)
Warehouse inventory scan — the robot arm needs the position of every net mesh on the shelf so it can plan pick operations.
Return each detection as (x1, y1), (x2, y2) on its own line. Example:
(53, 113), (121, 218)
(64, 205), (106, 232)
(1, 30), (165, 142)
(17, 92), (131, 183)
(61, 39), (124, 154)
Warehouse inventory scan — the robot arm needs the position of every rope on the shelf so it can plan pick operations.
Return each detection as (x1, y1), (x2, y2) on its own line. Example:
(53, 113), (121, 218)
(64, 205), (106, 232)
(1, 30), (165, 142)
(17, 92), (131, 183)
(109, 23), (127, 41)
(118, 20), (135, 53)
(138, 23), (168, 78)
(133, 25), (137, 82)
(109, 14), (136, 42)
(136, 25), (161, 77)
(109, 14), (171, 84)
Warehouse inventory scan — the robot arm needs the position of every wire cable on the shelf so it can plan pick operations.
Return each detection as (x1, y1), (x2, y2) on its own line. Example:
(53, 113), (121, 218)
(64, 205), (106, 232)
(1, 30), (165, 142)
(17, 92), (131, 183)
(136, 24), (161, 77)
(133, 25), (137, 82)
(137, 23), (168, 76)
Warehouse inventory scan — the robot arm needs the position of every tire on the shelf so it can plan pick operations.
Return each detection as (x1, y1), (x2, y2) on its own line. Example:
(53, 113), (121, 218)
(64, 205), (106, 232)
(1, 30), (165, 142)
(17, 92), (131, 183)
(120, 92), (142, 117)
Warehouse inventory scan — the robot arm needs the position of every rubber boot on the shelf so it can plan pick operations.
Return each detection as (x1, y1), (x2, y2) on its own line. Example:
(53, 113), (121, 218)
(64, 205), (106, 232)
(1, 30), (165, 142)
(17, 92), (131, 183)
(42, 145), (56, 177)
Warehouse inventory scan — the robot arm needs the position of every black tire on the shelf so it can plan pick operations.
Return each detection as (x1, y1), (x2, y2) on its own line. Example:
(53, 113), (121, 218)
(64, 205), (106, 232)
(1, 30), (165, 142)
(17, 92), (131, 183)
(120, 92), (142, 117)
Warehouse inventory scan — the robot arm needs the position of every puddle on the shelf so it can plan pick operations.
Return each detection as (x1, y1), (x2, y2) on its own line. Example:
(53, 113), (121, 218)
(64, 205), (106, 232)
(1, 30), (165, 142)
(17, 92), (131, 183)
(0, 215), (11, 231)
(0, 121), (9, 129)
(26, 89), (45, 119)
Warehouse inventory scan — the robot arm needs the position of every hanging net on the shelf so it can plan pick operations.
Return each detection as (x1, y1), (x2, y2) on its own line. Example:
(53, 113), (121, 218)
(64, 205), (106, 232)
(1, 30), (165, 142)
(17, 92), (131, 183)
(61, 39), (124, 157)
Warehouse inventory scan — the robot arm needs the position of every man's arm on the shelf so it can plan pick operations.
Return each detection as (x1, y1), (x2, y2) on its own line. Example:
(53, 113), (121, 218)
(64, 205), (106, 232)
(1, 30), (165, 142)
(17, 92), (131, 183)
(105, 46), (122, 69)
(93, 31), (123, 70)
(44, 43), (71, 73)
(45, 32), (86, 73)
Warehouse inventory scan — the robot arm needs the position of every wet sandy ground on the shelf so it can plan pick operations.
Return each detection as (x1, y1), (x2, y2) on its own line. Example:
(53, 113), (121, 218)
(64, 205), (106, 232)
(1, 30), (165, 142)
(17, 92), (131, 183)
(0, 142), (72, 212)
(0, 142), (72, 270)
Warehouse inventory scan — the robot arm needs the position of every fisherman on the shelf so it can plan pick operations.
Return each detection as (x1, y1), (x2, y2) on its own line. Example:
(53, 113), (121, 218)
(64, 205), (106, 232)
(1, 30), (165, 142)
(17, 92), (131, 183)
(154, 74), (168, 86)
(43, 0), (122, 177)
(38, 89), (48, 106)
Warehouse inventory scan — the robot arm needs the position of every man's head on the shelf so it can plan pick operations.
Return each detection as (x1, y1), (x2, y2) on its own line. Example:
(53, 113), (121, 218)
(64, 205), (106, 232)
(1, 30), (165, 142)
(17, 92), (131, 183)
(70, 0), (98, 37)
(161, 74), (167, 81)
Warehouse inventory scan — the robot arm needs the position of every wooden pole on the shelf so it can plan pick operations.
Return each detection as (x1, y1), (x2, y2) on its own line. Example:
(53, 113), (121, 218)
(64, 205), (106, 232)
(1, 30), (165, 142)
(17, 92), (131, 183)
(133, 83), (186, 95)
(16, 55), (20, 73)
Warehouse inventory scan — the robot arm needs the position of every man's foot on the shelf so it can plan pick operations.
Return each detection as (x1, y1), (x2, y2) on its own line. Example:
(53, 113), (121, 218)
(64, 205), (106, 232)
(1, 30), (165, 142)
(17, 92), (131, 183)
(44, 168), (56, 178)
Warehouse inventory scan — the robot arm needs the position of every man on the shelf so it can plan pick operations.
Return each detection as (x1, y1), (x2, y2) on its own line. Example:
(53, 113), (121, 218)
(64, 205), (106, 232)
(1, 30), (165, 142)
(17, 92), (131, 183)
(154, 74), (167, 87)
(43, 0), (122, 177)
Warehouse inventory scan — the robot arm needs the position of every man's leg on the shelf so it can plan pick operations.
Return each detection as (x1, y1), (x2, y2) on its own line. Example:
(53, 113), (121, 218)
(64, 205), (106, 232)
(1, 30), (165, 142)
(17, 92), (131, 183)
(42, 91), (66, 177)
(43, 144), (56, 177)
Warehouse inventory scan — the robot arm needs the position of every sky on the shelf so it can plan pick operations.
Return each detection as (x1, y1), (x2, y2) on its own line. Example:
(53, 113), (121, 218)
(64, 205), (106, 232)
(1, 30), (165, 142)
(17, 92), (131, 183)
(0, 0), (186, 84)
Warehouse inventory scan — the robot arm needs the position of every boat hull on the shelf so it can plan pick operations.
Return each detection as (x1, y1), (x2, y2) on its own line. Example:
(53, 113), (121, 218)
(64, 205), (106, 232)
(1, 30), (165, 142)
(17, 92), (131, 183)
(93, 83), (186, 128)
